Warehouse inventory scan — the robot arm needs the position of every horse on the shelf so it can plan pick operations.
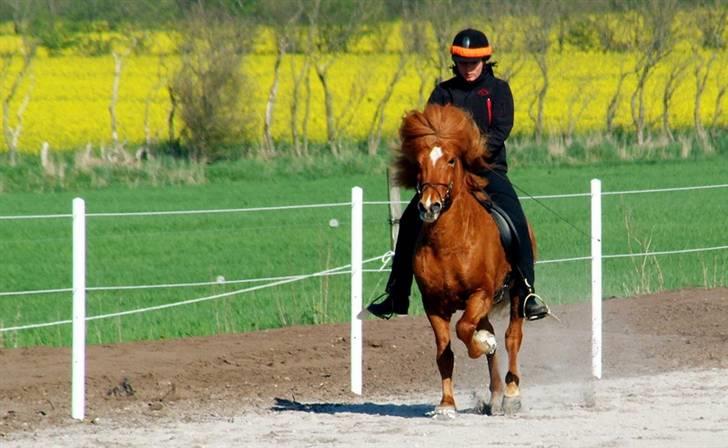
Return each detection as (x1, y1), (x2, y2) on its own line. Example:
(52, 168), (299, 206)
(393, 103), (533, 417)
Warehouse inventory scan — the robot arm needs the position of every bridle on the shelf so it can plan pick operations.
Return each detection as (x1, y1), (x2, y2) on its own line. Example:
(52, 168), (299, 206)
(416, 181), (454, 210)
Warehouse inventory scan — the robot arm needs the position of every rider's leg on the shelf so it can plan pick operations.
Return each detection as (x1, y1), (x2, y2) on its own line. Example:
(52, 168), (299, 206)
(483, 171), (549, 320)
(366, 195), (421, 319)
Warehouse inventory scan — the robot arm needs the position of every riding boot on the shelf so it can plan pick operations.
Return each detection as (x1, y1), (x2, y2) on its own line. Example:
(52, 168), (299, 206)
(366, 286), (410, 320)
(511, 258), (549, 320)
(366, 246), (414, 319)
(517, 278), (549, 321)
(366, 196), (420, 320)
(482, 171), (550, 321)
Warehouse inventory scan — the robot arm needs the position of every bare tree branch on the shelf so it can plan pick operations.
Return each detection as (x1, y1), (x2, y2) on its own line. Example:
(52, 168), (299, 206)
(2, 35), (35, 166)
(259, 0), (305, 158)
(519, 0), (559, 144)
(660, 58), (690, 142)
(629, 0), (678, 145)
(306, 0), (371, 156)
(606, 66), (631, 135)
(692, 0), (727, 150)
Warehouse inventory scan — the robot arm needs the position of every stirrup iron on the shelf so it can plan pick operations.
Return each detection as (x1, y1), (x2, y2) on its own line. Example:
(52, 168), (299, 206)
(523, 292), (550, 321)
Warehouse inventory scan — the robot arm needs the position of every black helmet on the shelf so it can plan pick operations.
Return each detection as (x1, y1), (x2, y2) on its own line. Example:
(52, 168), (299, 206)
(450, 28), (492, 62)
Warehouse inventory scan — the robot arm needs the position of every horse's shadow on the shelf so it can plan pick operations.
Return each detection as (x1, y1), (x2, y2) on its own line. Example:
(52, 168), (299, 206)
(272, 397), (434, 418)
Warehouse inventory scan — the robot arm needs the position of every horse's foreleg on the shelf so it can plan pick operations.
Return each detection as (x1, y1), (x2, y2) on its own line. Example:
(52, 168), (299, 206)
(479, 316), (505, 415)
(456, 295), (505, 415)
(427, 312), (456, 411)
(455, 290), (493, 359)
(503, 294), (525, 414)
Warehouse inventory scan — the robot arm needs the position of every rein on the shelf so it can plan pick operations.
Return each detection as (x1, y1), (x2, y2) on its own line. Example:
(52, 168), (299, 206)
(482, 166), (593, 241)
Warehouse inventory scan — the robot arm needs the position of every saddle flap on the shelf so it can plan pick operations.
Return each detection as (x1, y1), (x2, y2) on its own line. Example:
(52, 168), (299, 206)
(478, 198), (520, 261)
(490, 205), (514, 253)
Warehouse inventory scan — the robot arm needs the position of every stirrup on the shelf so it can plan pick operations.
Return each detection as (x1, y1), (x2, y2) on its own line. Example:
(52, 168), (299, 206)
(523, 292), (550, 321)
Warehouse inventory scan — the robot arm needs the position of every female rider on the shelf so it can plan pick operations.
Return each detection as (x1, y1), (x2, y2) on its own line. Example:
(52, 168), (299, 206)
(367, 28), (550, 321)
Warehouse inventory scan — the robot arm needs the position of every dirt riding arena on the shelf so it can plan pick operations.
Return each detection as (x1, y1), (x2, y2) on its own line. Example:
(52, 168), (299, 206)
(2, 288), (727, 447)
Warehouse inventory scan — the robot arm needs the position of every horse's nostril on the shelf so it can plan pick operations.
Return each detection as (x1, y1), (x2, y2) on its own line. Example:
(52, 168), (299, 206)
(418, 200), (442, 217)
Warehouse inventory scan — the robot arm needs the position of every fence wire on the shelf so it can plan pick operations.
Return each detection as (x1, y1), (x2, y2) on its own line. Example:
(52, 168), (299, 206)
(1, 183), (726, 333)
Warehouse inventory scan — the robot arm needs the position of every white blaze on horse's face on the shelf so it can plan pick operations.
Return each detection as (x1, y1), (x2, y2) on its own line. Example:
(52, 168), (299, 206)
(429, 146), (443, 166)
(418, 145), (452, 223)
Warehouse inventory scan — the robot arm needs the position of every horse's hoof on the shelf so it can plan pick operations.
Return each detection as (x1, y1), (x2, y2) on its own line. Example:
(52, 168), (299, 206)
(490, 396), (505, 416)
(502, 395), (522, 415)
(426, 406), (458, 420)
(473, 330), (497, 355)
(476, 398), (503, 416)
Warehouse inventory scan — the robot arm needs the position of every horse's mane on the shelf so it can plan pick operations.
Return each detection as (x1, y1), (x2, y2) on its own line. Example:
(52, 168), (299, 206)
(393, 103), (491, 192)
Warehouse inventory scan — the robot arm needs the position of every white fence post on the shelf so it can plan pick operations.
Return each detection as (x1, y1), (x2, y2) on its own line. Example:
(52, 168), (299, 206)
(591, 179), (602, 379)
(350, 187), (363, 395)
(72, 198), (86, 420)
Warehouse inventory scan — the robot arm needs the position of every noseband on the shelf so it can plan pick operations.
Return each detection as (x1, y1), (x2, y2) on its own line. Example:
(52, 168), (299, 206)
(416, 181), (453, 210)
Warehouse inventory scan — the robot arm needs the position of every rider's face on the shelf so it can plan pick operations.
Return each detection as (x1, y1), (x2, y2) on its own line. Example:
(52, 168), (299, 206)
(456, 59), (484, 82)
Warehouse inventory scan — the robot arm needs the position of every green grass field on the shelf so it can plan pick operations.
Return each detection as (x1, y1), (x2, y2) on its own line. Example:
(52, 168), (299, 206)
(1, 155), (727, 348)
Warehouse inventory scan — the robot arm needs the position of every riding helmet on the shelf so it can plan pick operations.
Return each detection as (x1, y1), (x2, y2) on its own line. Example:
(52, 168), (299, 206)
(450, 28), (492, 62)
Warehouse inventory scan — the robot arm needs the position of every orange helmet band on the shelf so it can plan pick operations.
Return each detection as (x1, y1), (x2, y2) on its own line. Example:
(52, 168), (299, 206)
(450, 45), (493, 58)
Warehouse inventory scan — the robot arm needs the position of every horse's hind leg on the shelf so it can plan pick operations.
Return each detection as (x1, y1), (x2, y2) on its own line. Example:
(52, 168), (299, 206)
(426, 312), (457, 414)
(503, 294), (525, 414)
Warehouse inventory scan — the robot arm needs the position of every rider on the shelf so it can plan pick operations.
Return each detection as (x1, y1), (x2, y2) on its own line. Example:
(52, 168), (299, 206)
(367, 28), (550, 321)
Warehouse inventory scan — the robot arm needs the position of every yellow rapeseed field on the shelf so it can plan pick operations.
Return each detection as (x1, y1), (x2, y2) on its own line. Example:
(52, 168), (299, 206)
(1, 28), (726, 153)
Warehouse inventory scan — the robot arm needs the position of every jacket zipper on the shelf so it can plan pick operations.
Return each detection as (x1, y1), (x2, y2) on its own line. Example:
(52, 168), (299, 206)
(486, 97), (493, 127)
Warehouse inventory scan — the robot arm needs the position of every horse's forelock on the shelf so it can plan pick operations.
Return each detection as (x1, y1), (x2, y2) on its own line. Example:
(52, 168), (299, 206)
(394, 104), (489, 189)
(438, 105), (489, 174)
(399, 110), (437, 157)
(394, 109), (437, 188)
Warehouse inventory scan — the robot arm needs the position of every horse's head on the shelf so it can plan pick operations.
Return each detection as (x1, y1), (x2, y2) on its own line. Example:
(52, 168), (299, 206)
(414, 141), (459, 222)
(393, 104), (491, 223)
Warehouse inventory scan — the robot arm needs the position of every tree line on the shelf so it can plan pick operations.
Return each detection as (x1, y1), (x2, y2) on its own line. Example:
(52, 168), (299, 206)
(1, 0), (726, 164)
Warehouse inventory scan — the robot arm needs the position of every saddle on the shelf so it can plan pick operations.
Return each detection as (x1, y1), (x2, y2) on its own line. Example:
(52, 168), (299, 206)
(476, 196), (520, 304)
(476, 197), (521, 260)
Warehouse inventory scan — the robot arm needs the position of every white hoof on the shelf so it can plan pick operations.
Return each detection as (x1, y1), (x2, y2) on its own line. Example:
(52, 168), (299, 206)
(474, 330), (497, 355)
(426, 406), (457, 420)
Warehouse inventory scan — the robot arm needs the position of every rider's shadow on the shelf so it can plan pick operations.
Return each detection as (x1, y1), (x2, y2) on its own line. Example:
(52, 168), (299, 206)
(272, 397), (434, 418)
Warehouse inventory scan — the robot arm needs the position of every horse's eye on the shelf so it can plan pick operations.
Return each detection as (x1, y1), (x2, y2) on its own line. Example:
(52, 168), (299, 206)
(448, 158), (456, 167)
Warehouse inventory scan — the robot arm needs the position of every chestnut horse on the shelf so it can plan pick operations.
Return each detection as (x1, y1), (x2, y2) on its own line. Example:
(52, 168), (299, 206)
(393, 103), (533, 417)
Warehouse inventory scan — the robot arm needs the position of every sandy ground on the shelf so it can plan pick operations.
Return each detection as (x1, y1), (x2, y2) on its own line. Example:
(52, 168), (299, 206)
(2, 288), (727, 447)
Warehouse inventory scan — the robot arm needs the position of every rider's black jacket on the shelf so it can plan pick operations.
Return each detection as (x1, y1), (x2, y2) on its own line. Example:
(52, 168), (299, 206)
(427, 68), (514, 174)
